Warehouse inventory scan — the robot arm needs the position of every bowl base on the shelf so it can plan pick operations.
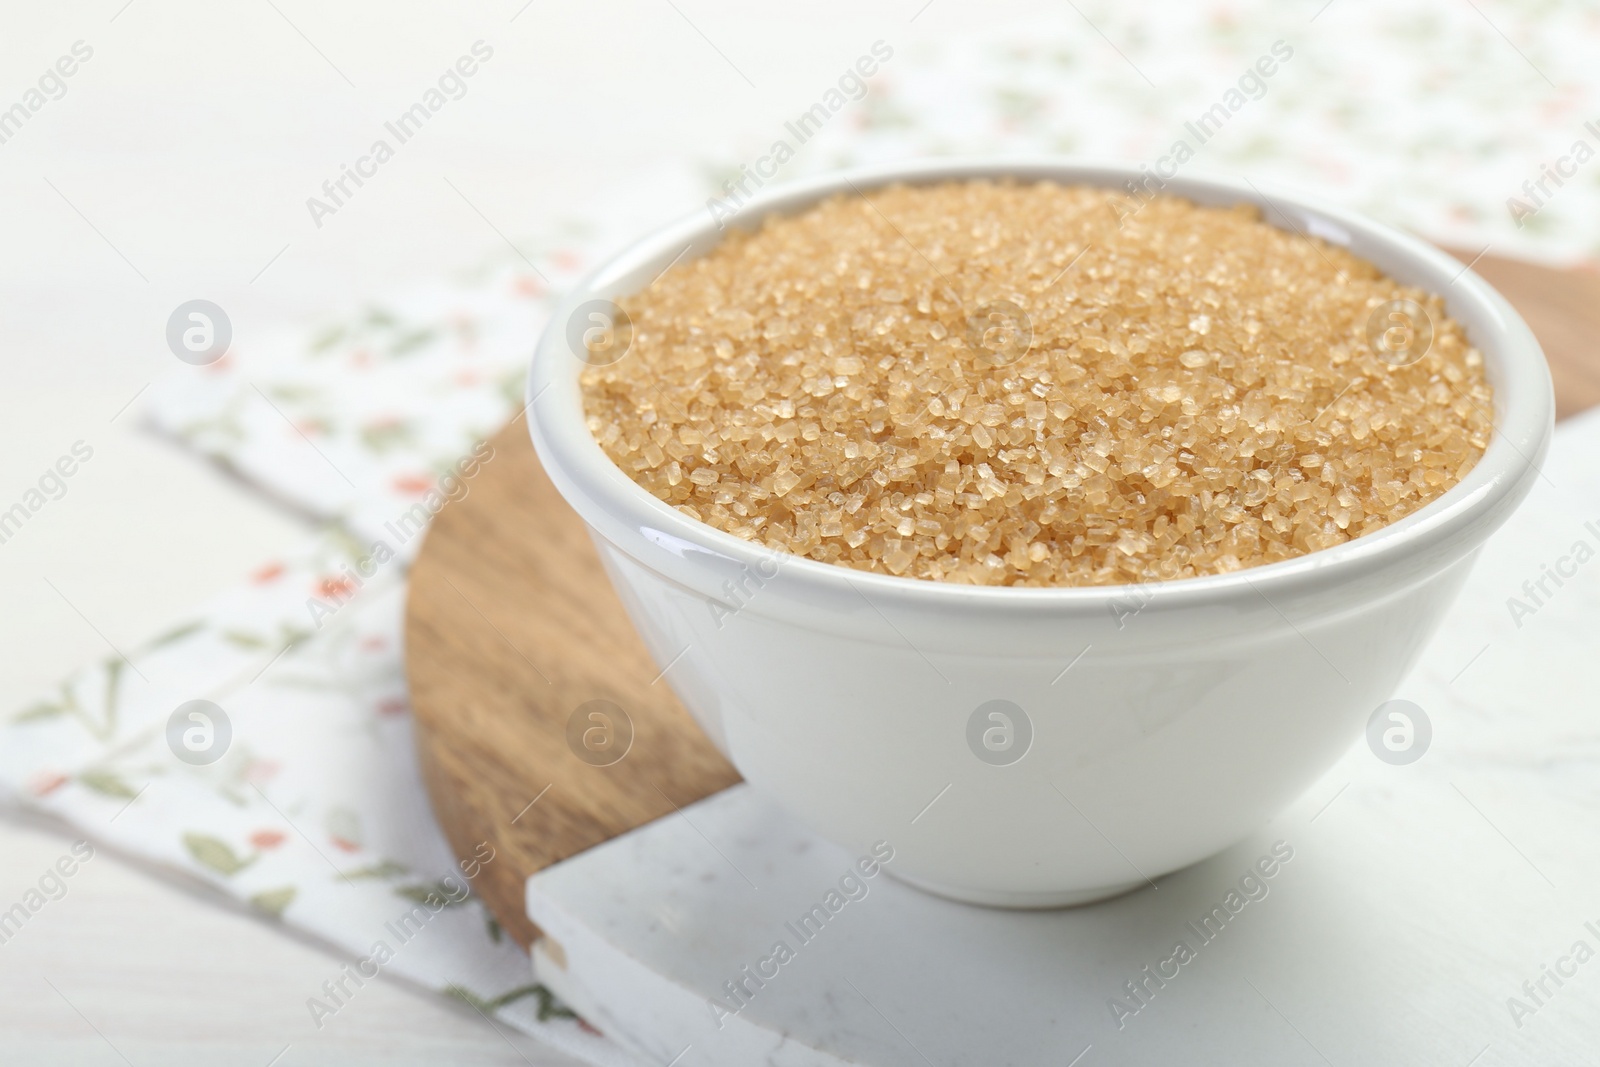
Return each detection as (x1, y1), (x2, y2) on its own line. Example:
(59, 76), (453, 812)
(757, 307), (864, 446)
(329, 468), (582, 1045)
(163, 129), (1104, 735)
(883, 866), (1149, 909)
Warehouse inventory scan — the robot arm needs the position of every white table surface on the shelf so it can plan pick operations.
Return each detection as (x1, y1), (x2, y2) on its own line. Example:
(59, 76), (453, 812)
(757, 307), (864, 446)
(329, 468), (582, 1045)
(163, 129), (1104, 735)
(0, 2), (1579, 1063)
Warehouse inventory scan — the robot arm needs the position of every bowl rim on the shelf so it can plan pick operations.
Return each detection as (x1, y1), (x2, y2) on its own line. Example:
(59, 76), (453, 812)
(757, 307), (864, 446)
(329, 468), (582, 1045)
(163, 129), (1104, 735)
(527, 156), (1554, 612)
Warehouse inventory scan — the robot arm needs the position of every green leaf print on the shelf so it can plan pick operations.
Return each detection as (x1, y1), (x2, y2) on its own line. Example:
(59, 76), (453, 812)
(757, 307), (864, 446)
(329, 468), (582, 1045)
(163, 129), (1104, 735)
(310, 324), (347, 353)
(222, 629), (270, 649)
(359, 420), (417, 453)
(11, 701), (67, 724)
(78, 769), (139, 799)
(101, 658), (123, 739)
(394, 881), (470, 908)
(249, 886), (298, 918)
(389, 327), (437, 356)
(183, 832), (256, 876)
(140, 620), (204, 653)
(443, 983), (575, 1020)
(345, 860), (410, 880)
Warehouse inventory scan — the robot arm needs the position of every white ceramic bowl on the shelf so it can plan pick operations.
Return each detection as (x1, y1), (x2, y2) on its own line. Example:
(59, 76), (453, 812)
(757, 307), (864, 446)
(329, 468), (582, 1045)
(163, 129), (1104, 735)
(527, 159), (1553, 907)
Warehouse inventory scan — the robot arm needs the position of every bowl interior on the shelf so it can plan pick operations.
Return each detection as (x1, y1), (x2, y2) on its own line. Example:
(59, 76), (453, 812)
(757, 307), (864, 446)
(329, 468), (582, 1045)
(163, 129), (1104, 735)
(527, 159), (1553, 610)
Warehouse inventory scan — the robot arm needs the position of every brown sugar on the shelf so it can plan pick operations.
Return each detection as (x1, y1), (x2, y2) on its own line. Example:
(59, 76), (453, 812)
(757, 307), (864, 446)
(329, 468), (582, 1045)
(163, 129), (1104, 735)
(579, 180), (1493, 586)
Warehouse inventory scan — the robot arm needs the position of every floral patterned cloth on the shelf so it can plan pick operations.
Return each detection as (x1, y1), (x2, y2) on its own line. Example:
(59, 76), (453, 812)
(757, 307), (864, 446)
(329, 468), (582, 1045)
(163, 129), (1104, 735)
(5, 4), (1599, 1064)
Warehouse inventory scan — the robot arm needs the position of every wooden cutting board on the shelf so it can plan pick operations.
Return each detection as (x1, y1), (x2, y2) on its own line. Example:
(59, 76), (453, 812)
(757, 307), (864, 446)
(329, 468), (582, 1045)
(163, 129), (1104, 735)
(403, 248), (1600, 950)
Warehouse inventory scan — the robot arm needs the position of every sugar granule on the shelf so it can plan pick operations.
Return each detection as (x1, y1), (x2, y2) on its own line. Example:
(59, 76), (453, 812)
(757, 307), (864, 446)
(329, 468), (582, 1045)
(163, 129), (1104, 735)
(580, 180), (1493, 586)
